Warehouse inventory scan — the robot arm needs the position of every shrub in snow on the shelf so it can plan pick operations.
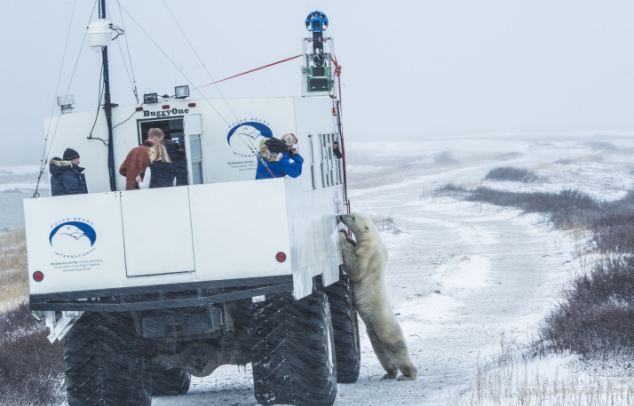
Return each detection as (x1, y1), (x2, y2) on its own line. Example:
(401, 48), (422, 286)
(541, 258), (634, 358)
(433, 151), (458, 165)
(467, 187), (599, 228)
(0, 304), (63, 406)
(484, 167), (541, 183)
(590, 191), (634, 253)
(442, 184), (634, 251)
(436, 183), (469, 195)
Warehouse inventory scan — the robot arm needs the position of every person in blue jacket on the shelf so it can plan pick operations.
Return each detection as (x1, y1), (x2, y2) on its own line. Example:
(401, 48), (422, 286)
(49, 148), (88, 196)
(255, 133), (304, 180)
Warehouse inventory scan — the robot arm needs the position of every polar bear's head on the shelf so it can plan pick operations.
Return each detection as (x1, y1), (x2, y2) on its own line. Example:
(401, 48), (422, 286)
(339, 213), (376, 239)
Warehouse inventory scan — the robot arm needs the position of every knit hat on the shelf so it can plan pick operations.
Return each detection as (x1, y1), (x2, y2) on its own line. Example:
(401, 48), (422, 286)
(281, 133), (298, 146)
(63, 148), (80, 161)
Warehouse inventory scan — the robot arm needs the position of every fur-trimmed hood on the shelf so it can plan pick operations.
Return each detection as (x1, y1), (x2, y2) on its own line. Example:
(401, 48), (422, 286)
(49, 157), (84, 175)
(49, 157), (88, 196)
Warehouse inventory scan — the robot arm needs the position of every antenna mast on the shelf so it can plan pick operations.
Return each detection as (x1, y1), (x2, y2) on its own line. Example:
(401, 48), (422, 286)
(99, 0), (116, 191)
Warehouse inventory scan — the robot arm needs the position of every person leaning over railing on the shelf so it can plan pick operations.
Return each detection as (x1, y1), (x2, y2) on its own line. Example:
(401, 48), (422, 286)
(255, 133), (304, 180)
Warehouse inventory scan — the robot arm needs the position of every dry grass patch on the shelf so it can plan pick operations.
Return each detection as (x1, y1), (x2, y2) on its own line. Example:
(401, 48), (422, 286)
(0, 230), (28, 310)
(449, 352), (634, 406)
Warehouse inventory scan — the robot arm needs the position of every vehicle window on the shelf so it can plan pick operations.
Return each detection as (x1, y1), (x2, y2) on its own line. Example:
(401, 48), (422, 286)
(308, 134), (316, 190)
(189, 134), (204, 184)
(317, 133), (342, 188)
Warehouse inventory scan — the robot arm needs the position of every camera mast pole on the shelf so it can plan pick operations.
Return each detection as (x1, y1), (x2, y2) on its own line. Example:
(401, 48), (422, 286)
(99, 0), (117, 192)
(305, 11), (329, 67)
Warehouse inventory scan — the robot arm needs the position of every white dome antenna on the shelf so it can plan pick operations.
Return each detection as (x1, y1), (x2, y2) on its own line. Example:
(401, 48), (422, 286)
(87, 18), (124, 50)
(87, 19), (115, 48)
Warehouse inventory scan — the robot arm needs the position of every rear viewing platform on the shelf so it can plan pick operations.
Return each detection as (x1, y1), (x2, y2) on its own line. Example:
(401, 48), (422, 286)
(26, 94), (348, 309)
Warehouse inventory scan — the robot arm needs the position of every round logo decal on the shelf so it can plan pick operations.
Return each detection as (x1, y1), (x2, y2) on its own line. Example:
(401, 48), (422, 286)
(226, 120), (273, 158)
(49, 220), (97, 258)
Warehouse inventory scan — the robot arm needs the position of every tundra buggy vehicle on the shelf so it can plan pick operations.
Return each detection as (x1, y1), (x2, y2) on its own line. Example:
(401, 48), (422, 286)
(25, 7), (359, 406)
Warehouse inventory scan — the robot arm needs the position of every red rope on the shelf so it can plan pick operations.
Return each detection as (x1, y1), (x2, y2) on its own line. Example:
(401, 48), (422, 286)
(197, 51), (351, 210)
(331, 56), (343, 114)
(330, 56), (351, 212)
(200, 54), (303, 87)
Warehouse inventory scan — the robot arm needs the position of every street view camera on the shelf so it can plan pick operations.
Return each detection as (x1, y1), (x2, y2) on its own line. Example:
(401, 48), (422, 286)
(306, 11), (328, 33)
(304, 11), (333, 93)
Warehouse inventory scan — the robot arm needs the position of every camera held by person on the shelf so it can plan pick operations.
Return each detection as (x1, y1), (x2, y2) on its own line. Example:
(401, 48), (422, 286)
(256, 133), (303, 180)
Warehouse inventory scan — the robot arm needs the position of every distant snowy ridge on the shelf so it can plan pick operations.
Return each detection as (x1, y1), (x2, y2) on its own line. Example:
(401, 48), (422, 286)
(0, 165), (44, 193)
(0, 183), (46, 193)
(0, 165), (41, 176)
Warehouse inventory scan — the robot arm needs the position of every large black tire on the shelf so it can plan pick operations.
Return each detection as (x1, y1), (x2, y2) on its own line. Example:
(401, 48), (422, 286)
(149, 368), (191, 396)
(64, 312), (151, 406)
(251, 290), (337, 406)
(326, 271), (361, 383)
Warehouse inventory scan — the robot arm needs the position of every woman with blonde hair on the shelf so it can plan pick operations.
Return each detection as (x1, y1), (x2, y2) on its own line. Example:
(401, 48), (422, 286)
(136, 143), (176, 189)
(255, 133), (303, 179)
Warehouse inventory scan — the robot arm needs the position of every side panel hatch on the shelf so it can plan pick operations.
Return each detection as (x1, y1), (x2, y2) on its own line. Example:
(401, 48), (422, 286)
(121, 187), (195, 277)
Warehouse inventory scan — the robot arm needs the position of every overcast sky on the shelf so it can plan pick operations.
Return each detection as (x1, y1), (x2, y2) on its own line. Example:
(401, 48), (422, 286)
(1, 0), (634, 165)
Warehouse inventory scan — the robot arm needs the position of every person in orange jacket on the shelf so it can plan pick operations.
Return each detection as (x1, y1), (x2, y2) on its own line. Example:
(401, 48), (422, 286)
(119, 128), (165, 190)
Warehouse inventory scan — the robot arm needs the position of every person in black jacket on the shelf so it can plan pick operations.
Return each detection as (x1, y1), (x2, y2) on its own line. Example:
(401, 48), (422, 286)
(49, 148), (88, 196)
(163, 136), (188, 186)
(136, 144), (176, 189)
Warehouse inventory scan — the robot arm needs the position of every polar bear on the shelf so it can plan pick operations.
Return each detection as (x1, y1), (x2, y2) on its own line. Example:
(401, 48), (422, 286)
(339, 213), (418, 380)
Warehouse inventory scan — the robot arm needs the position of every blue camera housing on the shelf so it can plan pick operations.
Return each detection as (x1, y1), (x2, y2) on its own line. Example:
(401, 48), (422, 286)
(305, 11), (329, 33)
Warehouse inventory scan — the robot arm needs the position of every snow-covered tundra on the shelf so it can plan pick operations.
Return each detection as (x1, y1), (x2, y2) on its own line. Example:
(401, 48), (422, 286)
(153, 133), (634, 405)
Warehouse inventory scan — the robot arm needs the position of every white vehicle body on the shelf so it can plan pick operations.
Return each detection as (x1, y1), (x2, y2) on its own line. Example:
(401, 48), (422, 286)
(25, 95), (348, 341)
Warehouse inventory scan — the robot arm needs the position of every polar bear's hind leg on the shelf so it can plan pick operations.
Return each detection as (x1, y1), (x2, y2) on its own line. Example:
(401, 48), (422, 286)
(371, 316), (418, 380)
(366, 327), (398, 379)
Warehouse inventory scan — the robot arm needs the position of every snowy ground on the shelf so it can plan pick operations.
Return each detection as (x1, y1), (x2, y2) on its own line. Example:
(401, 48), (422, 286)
(153, 134), (634, 405)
